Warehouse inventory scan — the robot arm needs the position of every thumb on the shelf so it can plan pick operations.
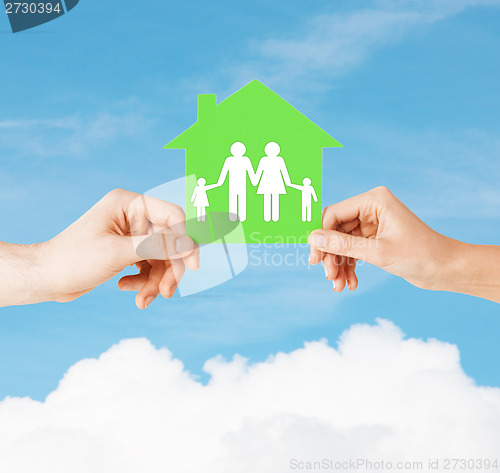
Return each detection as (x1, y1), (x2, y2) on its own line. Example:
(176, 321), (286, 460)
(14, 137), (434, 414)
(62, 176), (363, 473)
(308, 230), (383, 266)
(115, 233), (196, 266)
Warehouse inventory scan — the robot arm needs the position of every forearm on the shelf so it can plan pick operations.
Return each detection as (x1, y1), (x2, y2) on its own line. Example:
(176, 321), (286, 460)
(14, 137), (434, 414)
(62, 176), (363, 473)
(441, 241), (500, 303)
(0, 242), (52, 307)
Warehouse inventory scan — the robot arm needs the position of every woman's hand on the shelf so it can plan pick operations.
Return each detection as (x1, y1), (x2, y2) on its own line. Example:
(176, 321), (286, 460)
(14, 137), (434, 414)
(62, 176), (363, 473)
(308, 186), (500, 301)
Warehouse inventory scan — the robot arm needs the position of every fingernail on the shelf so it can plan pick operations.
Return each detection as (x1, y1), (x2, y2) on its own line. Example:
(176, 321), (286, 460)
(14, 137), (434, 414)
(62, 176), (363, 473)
(347, 280), (351, 291)
(333, 281), (336, 291)
(324, 267), (328, 279)
(176, 236), (193, 253)
(145, 296), (155, 308)
(121, 283), (132, 291)
(309, 233), (327, 248)
(309, 254), (319, 265)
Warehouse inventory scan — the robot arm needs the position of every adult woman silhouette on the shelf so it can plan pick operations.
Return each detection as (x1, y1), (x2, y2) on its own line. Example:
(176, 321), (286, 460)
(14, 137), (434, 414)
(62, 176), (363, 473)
(255, 142), (292, 222)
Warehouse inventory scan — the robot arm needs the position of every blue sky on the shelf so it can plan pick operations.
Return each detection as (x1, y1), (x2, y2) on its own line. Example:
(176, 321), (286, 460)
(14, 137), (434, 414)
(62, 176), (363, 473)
(0, 0), (499, 401)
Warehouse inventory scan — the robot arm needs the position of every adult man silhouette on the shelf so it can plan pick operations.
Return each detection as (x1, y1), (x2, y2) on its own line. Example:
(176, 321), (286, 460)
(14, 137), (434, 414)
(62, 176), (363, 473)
(216, 142), (257, 222)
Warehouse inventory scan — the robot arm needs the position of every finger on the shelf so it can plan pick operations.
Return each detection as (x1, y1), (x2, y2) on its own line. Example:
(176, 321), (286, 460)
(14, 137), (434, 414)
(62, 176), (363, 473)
(136, 260), (166, 309)
(183, 245), (200, 272)
(116, 233), (195, 266)
(337, 218), (360, 234)
(310, 220), (360, 267)
(322, 253), (338, 281)
(159, 259), (185, 299)
(102, 189), (188, 236)
(345, 225), (361, 291)
(119, 272), (150, 291)
(323, 199), (363, 230)
(309, 248), (323, 265)
(345, 257), (359, 291)
(110, 191), (194, 263)
(333, 259), (347, 292)
(127, 194), (187, 234)
(322, 189), (382, 230)
(119, 261), (151, 291)
(309, 230), (382, 266)
(309, 243), (323, 265)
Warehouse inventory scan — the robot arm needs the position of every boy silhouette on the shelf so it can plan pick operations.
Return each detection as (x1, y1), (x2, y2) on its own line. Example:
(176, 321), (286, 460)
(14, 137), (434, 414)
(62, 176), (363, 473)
(289, 178), (318, 222)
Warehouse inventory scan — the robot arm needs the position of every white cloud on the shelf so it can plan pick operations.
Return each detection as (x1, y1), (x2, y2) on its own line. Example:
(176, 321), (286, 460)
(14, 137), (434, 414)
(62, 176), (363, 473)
(0, 103), (152, 158)
(0, 319), (499, 472)
(256, 10), (419, 83)
(226, 0), (500, 91)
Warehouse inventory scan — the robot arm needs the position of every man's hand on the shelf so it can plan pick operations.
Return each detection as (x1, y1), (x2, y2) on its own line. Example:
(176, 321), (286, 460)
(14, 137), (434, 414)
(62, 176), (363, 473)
(308, 186), (500, 303)
(3, 189), (199, 309)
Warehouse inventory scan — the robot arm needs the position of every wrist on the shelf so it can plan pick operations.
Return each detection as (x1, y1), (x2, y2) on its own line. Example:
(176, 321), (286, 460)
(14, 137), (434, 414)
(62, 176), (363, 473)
(410, 234), (471, 294)
(431, 238), (496, 299)
(434, 238), (471, 293)
(0, 241), (54, 307)
(22, 242), (56, 304)
(442, 242), (500, 303)
(33, 240), (60, 303)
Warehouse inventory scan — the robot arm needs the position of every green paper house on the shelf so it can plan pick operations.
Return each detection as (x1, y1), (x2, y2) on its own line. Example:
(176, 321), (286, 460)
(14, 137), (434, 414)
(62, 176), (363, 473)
(165, 80), (342, 244)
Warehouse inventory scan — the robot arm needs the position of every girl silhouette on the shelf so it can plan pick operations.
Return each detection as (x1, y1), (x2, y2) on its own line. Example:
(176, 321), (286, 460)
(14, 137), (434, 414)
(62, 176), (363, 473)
(255, 142), (292, 222)
(191, 178), (218, 222)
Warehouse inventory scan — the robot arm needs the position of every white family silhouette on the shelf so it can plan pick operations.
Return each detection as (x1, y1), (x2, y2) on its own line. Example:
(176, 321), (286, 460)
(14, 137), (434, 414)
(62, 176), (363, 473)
(191, 141), (317, 223)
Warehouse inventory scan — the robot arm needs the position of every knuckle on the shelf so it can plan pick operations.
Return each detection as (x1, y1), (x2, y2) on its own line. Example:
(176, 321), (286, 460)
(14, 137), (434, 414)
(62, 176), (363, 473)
(169, 204), (187, 232)
(322, 205), (335, 225)
(370, 186), (395, 205)
(339, 234), (354, 255)
(328, 233), (353, 255)
(104, 188), (129, 203)
(373, 185), (390, 196)
(109, 188), (127, 198)
(171, 203), (185, 218)
(159, 280), (174, 298)
(159, 287), (170, 299)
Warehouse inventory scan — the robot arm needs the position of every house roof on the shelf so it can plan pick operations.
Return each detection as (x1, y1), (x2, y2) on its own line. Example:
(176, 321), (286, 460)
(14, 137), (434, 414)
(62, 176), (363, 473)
(165, 79), (342, 149)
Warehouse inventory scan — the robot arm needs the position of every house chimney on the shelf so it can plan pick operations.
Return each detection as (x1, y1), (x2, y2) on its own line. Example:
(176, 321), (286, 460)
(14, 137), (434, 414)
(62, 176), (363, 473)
(197, 94), (216, 122)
